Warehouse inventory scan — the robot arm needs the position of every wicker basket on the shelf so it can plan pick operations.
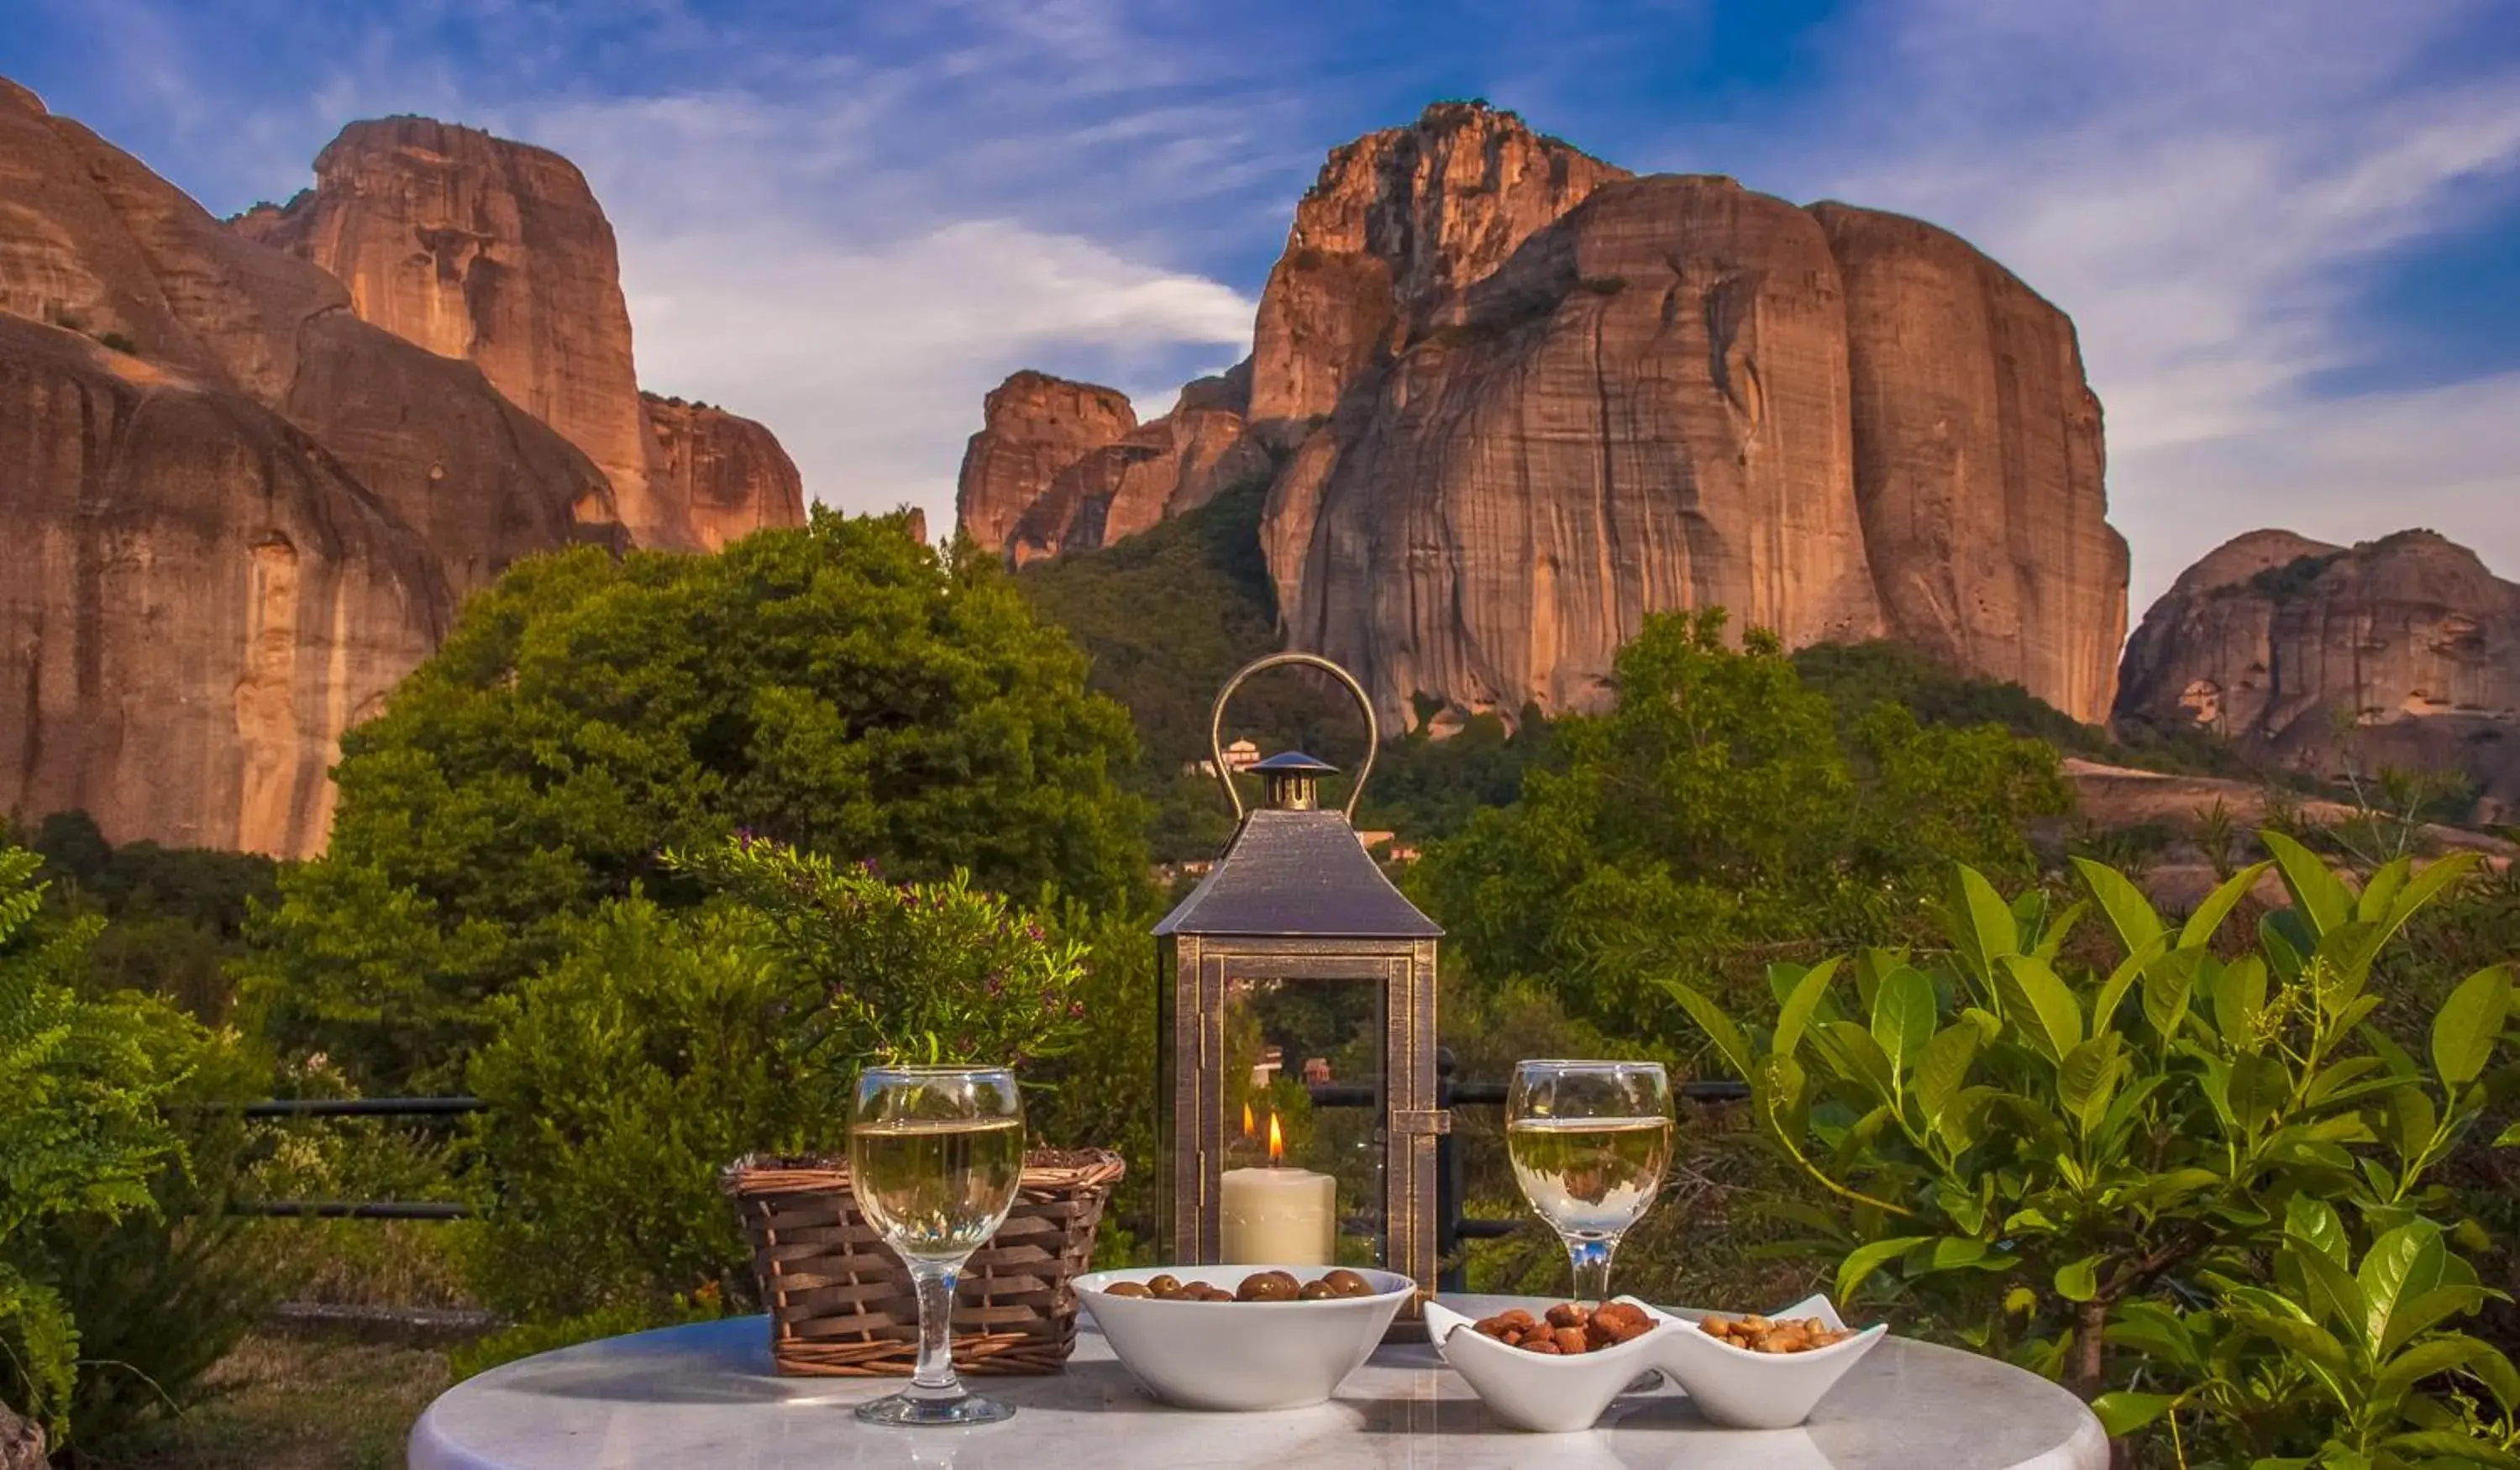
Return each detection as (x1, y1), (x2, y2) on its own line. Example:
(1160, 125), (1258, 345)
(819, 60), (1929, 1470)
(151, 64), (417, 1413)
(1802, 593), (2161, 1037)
(723, 1147), (1125, 1376)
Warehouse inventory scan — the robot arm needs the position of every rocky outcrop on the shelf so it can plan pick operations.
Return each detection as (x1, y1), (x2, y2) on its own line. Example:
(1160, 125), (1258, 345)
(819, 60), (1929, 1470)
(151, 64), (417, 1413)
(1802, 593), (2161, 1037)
(2117, 530), (2520, 818)
(1288, 174), (1886, 718)
(641, 395), (807, 551)
(960, 102), (2128, 726)
(233, 117), (806, 551)
(0, 79), (623, 854)
(0, 313), (448, 856)
(954, 370), (1137, 558)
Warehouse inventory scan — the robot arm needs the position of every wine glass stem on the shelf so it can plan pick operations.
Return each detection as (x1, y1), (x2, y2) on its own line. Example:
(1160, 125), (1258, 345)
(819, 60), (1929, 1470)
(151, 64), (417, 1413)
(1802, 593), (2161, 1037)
(908, 1261), (964, 1399)
(1567, 1235), (1616, 1304)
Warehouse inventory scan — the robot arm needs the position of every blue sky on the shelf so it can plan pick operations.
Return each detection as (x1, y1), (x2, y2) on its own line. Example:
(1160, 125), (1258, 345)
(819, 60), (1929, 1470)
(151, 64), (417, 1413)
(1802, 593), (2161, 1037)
(7, 0), (2517, 615)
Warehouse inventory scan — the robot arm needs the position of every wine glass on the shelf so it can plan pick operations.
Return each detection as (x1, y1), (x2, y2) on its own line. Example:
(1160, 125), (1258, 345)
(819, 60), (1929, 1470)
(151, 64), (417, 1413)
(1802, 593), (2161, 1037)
(848, 1064), (1027, 1427)
(1506, 1060), (1673, 1305)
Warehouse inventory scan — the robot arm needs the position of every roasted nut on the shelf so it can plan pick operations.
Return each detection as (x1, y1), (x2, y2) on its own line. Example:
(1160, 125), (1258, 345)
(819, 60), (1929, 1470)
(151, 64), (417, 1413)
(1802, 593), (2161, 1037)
(1551, 1326), (1588, 1355)
(1147, 1274), (1181, 1296)
(1516, 1335), (1562, 1354)
(1697, 1311), (1853, 1353)
(1103, 1281), (1152, 1299)
(1237, 1270), (1302, 1303)
(1545, 1302), (1590, 1330)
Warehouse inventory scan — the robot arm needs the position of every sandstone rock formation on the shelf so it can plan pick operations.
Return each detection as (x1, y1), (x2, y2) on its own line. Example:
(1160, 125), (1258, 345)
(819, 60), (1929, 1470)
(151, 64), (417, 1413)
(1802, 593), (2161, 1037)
(961, 102), (2129, 727)
(955, 370), (1135, 559)
(2, 79), (654, 855)
(233, 116), (807, 552)
(641, 393), (808, 551)
(2117, 529), (2520, 817)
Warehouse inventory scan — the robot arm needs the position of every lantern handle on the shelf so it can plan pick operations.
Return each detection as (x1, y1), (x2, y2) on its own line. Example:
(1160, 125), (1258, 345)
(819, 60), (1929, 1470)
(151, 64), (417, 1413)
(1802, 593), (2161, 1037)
(1208, 652), (1378, 823)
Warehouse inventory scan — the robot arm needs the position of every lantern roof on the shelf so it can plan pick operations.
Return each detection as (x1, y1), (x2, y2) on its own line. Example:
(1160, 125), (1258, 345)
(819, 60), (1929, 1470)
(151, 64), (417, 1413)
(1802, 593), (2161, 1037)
(1247, 750), (1337, 774)
(1153, 809), (1443, 939)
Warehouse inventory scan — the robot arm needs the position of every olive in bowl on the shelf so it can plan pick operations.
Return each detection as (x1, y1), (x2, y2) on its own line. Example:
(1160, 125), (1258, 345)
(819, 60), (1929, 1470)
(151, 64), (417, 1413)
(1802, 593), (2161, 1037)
(1074, 1265), (1415, 1411)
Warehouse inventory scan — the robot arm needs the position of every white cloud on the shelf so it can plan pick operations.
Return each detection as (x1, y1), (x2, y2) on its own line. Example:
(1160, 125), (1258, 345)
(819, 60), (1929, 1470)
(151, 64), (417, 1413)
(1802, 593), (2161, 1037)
(1687, 0), (2520, 612)
(502, 86), (1261, 528)
(616, 217), (1253, 517)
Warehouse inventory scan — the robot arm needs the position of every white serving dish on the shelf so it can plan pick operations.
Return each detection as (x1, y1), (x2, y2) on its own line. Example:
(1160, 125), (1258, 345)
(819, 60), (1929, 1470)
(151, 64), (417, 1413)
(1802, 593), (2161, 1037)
(1657, 1294), (1886, 1429)
(1424, 1296), (1676, 1433)
(1073, 1264), (1415, 1412)
(1425, 1293), (1887, 1433)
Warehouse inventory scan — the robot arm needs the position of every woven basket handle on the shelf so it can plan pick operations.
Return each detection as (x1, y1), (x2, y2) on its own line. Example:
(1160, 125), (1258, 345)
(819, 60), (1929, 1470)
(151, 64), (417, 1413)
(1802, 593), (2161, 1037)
(1206, 651), (1378, 823)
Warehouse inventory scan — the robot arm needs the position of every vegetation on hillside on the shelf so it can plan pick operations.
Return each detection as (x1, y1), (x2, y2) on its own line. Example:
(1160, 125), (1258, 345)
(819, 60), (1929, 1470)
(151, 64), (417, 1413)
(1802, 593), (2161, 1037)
(1414, 610), (2073, 1054)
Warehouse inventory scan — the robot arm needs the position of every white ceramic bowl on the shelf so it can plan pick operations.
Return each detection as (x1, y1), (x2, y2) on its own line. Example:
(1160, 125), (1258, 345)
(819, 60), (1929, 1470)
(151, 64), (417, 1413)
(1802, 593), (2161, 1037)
(1426, 1293), (1887, 1433)
(1657, 1294), (1886, 1429)
(1073, 1264), (1415, 1411)
(1425, 1296), (1677, 1432)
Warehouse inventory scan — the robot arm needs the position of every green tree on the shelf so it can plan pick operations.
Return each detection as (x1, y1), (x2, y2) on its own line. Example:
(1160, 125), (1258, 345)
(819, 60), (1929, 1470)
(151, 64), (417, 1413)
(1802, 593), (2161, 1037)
(0, 843), (186, 1441)
(242, 511), (1148, 1089)
(1415, 610), (2069, 1051)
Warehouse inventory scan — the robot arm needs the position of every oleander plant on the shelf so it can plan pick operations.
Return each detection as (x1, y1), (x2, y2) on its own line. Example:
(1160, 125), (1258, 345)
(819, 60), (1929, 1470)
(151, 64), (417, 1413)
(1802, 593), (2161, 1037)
(1666, 832), (2520, 1467)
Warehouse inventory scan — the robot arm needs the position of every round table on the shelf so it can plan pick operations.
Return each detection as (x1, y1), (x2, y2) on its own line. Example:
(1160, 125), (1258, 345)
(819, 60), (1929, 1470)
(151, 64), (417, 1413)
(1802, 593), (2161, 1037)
(411, 1299), (2108, 1469)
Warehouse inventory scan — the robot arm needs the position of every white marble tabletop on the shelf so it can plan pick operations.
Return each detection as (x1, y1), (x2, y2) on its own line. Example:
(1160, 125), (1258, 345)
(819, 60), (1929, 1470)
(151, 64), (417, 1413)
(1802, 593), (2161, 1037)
(410, 1298), (2108, 1469)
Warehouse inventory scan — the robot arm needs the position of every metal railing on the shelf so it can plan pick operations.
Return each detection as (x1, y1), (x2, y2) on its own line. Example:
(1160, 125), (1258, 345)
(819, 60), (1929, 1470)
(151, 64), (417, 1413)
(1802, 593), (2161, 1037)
(227, 1063), (1752, 1268)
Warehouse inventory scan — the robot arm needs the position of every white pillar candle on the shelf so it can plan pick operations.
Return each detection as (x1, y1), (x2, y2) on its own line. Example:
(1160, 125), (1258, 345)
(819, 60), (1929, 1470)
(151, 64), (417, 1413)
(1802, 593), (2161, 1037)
(1219, 1166), (1336, 1265)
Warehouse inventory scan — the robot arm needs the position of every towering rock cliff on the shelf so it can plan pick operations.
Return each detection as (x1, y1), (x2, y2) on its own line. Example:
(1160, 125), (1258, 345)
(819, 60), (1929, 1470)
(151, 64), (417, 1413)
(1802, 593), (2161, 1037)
(958, 102), (2129, 726)
(2118, 530), (2520, 817)
(232, 116), (806, 551)
(0, 79), (616, 853)
(0, 80), (805, 856)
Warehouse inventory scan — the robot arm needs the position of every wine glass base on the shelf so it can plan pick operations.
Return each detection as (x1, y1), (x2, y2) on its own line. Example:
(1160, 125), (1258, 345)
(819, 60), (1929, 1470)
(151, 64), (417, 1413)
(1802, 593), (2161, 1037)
(853, 1391), (1016, 1427)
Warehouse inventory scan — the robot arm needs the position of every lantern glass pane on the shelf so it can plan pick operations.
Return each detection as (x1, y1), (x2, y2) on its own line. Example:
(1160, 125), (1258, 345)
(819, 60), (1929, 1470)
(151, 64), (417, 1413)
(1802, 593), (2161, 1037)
(1220, 974), (1387, 1268)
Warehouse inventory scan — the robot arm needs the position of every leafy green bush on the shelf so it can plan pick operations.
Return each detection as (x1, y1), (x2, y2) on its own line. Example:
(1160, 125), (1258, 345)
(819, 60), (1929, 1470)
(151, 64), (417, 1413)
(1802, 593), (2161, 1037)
(1416, 610), (2069, 1053)
(1663, 836), (2520, 1464)
(463, 885), (1168, 1320)
(243, 510), (1147, 1091)
(27, 1024), (293, 1453)
(459, 897), (812, 1322)
(0, 844), (186, 1440)
(665, 836), (1091, 1075)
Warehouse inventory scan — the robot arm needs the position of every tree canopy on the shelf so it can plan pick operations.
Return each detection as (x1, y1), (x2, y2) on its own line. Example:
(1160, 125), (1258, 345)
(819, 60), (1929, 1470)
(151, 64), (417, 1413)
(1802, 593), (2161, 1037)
(242, 511), (1148, 1089)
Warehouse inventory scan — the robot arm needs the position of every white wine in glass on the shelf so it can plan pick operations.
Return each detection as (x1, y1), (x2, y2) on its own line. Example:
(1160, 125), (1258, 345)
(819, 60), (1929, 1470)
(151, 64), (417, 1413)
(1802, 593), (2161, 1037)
(1507, 1061), (1673, 1303)
(848, 1065), (1026, 1427)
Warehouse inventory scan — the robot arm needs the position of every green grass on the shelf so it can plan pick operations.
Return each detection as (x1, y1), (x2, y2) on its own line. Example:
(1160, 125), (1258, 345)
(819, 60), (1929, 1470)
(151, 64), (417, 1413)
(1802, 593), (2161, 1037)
(87, 1334), (448, 1470)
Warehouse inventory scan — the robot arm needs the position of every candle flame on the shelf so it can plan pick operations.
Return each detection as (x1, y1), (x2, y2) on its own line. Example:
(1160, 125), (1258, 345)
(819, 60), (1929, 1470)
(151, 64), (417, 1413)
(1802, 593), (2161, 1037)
(1268, 1111), (1284, 1165)
(1242, 1100), (1255, 1139)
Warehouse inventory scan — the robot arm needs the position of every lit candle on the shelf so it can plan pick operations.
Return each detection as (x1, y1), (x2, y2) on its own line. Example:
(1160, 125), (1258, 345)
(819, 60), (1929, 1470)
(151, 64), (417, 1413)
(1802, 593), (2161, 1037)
(1220, 1114), (1335, 1265)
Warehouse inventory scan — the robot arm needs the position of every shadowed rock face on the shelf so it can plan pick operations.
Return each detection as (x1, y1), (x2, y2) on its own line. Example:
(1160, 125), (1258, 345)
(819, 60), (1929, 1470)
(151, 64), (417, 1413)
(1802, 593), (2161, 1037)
(958, 102), (2129, 727)
(2118, 530), (2520, 818)
(0, 314), (448, 856)
(0, 79), (617, 854)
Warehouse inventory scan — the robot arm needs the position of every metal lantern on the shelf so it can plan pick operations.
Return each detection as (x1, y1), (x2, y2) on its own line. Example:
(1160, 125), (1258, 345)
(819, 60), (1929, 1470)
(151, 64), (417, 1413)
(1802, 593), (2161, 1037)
(1152, 653), (1446, 1319)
